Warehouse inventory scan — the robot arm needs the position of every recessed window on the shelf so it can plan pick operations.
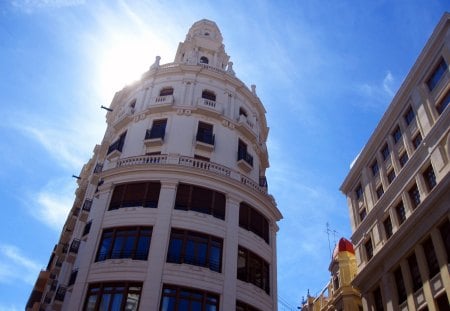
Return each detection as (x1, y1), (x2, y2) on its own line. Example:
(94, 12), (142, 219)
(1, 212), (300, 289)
(239, 107), (248, 117)
(399, 152), (409, 168)
(436, 90), (450, 115)
(159, 87), (174, 96)
(381, 144), (390, 161)
(426, 58), (448, 91)
(359, 208), (367, 222)
(355, 184), (363, 200)
(109, 181), (161, 210)
(238, 139), (253, 167)
(394, 267), (407, 304)
(160, 285), (219, 311)
(167, 229), (223, 272)
(146, 119), (167, 140)
(95, 227), (152, 262)
(236, 300), (262, 311)
(107, 132), (127, 155)
(438, 220), (450, 263)
(239, 202), (270, 243)
(395, 202), (407, 225)
(422, 237), (440, 277)
(202, 90), (216, 101)
(175, 183), (225, 220)
(408, 184), (421, 209)
(407, 253), (422, 291)
(392, 126), (402, 144)
(84, 282), (142, 311)
(364, 238), (373, 260)
(200, 56), (209, 64)
(404, 106), (415, 126)
(387, 169), (396, 184)
(196, 122), (215, 145)
(376, 185), (384, 199)
(423, 164), (437, 191)
(237, 247), (270, 294)
(371, 161), (379, 176)
(412, 133), (422, 149)
(82, 221), (92, 236)
(383, 216), (393, 239)
(373, 287), (383, 311)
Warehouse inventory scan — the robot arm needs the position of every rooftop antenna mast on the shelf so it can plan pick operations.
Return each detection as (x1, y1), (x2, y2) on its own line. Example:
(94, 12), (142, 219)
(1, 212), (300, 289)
(326, 222), (338, 258)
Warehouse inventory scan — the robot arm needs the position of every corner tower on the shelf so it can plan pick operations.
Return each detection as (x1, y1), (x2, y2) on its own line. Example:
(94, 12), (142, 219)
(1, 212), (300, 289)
(27, 19), (282, 311)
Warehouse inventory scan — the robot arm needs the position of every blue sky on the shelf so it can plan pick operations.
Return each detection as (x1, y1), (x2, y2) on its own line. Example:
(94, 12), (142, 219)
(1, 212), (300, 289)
(0, 1), (449, 310)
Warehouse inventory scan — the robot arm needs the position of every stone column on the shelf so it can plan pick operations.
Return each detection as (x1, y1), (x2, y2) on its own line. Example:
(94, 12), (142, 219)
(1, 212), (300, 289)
(431, 227), (450, 298)
(415, 245), (437, 311)
(400, 259), (416, 310)
(381, 272), (395, 311)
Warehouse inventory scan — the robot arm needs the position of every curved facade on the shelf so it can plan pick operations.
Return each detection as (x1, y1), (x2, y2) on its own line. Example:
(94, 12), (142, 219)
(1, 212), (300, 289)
(27, 19), (282, 311)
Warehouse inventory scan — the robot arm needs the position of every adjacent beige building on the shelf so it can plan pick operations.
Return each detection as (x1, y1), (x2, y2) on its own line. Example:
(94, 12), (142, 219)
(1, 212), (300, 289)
(27, 19), (282, 311)
(340, 13), (450, 311)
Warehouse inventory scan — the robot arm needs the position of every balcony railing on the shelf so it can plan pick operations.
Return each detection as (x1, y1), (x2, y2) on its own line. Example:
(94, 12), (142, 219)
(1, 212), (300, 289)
(54, 286), (67, 302)
(69, 239), (81, 254)
(238, 151), (253, 167)
(145, 128), (165, 140)
(68, 269), (78, 287)
(82, 199), (92, 212)
(107, 139), (124, 155)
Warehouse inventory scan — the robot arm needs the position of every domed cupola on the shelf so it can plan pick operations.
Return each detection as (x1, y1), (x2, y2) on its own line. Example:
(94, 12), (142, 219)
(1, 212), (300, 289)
(174, 19), (230, 70)
(332, 237), (355, 259)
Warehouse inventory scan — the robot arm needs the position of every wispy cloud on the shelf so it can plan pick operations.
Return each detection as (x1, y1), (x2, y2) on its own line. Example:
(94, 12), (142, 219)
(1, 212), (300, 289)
(358, 70), (396, 107)
(11, 0), (85, 13)
(0, 244), (42, 286)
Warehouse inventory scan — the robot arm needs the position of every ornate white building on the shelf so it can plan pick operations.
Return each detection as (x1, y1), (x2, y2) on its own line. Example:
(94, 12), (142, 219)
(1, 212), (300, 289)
(27, 19), (282, 311)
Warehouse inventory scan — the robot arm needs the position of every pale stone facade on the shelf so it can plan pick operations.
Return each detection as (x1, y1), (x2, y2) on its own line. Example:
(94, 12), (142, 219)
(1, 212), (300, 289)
(27, 19), (282, 311)
(340, 13), (450, 311)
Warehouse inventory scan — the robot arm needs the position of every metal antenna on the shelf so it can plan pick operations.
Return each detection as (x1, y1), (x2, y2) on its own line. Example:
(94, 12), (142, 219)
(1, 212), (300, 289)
(326, 223), (339, 258)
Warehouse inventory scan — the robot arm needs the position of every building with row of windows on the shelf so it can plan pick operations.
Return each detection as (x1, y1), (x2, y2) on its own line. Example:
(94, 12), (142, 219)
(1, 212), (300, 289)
(26, 19), (282, 311)
(341, 12), (450, 311)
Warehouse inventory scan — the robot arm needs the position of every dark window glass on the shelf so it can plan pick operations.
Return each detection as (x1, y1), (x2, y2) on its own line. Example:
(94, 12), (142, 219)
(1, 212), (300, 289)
(174, 183), (225, 220)
(159, 87), (174, 96)
(109, 182), (161, 210)
(355, 185), (363, 200)
(392, 126), (402, 144)
(239, 107), (248, 117)
(160, 285), (219, 311)
(408, 253), (423, 291)
(404, 107), (415, 126)
(238, 139), (253, 167)
(83, 282), (142, 311)
(237, 247), (270, 294)
(365, 239), (373, 260)
(381, 144), (390, 161)
(376, 185), (384, 199)
(408, 184), (421, 209)
(359, 209), (367, 222)
(167, 229), (223, 272)
(199, 56), (209, 64)
(439, 220), (450, 263)
(413, 133), (422, 150)
(96, 227), (152, 262)
(146, 119), (167, 140)
(426, 58), (448, 91)
(384, 217), (393, 239)
(373, 287), (384, 311)
(436, 90), (450, 115)
(107, 132), (127, 155)
(399, 152), (409, 168)
(394, 267), (407, 303)
(423, 164), (437, 191)
(196, 122), (215, 145)
(236, 300), (262, 311)
(202, 90), (216, 101)
(435, 293), (450, 311)
(194, 154), (210, 162)
(239, 203), (270, 244)
(387, 170), (396, 184)
(83, 221), (92, 236)
(422, 238), (440, 278)
(371, 161), (379, 176)
(395, 202), (407, 225)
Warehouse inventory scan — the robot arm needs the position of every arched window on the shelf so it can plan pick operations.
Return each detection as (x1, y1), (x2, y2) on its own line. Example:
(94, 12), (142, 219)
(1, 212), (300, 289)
(202, 90), (216, 101)
(200, 56), (209, 64)
(159, 87), (174, 96)
(129, 99), (136, 109)
(239, 107), (248, 117)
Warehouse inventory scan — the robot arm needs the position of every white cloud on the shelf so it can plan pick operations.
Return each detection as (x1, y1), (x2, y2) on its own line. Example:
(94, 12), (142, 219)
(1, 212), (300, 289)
(358, 70), (396, 107)
(0, 305), (20, 311)
(0, 244), (42, 286)
(383, 71), (395, 96)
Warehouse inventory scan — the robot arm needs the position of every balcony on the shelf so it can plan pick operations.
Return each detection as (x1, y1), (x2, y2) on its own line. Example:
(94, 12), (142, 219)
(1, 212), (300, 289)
(197, 98), (222, 115)
(236, 114), (257, 139)
(144, 128), (165, 147)
(69, 239), (81, 254)
(237, 151), (253, 172)
(153, 94), (174, 105)
(106, 140), (123, 160)
(54, 286), (67, 302)
(195, 132), (215, 151)
(82, 199), (92, 212)
(68, 269), (78, 287)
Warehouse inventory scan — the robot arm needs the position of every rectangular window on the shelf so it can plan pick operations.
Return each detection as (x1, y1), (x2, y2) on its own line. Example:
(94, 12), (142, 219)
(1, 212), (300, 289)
(399, 152), (409, 168)
(383, 216), (393, 239)
(413, 133), (422, 150)
(422, 237), (440, 278)
(395, 202), (407, 225)
(387, 169), (396, 184)
(392, 126), (402, 144)
(376, 185), (384, 199)
(107, 132), (127, 155)
(407, 253), (423, 291)
(373, 287), (384, 311)
(381, 144), (390, 161)
(238, 139), (253, 167)
(83, 221), (92, 236)
(371, 161), (379, 176)
(439, 220), (450, 263)
(84, 282), (142, 311)
(436, 90), (450, 115)
(423, 164), (437, 191)
(160, 285), (219, 311)
(364, 239), (373, 261)
(146, 119), (167, 140)
(174, 183), (225, 220)
(239, 203), (270, 244)
(394, 267), (407, 303)
(237, 300), (262, 311)
(359, 209), (367, 222)
(404, 107), (415, 126)
(355, 184), (363, 200)
(408, 184), (421, 209)
(96, 227), (152, 262)
(196, 122), (215, 145)
(426, 58), (448, 91)
(167, 229), (223, 272)
(109, 181), (161, 210)
(237, 247), (270, 294)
